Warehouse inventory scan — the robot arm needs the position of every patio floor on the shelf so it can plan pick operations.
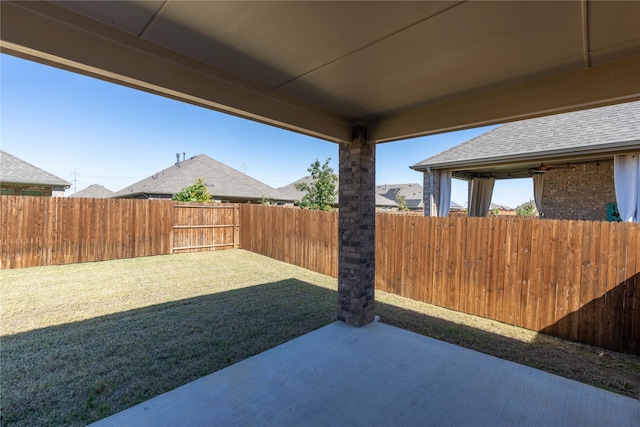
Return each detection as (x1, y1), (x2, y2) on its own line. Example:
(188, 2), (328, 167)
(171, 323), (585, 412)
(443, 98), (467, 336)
(90, 320), (639, 427)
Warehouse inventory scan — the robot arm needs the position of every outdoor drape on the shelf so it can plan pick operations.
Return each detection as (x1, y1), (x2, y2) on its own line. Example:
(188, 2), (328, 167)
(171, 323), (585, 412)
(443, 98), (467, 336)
(468, 177), (495, 217)
(438, 171), (452, 217)
(614, 154), (640, 222)
(533, 173), (544, 217)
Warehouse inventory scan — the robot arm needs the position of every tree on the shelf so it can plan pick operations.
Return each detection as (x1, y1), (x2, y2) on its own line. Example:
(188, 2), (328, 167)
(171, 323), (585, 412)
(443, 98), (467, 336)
(173, 178), (211, 202)
(295, 158), (338, 211)
(516, 199), (538, 217)
(394, 190), (409, 212)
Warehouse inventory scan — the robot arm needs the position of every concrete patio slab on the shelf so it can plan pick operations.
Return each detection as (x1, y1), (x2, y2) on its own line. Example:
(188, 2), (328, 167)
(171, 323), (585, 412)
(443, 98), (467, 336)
(91, 321), (639, 427)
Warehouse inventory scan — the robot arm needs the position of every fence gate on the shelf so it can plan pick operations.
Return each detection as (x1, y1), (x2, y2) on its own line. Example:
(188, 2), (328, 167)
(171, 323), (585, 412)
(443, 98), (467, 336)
(172, 204), (239, 253)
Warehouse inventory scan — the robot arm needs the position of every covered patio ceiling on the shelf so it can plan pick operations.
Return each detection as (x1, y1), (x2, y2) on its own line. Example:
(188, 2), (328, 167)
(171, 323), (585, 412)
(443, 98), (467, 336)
(1, 1), (639, 144)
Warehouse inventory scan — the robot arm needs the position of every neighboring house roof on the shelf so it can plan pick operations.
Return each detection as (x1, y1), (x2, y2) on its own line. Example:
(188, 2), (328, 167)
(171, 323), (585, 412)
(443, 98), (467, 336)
(411, 101), (640, 179)
(70, 184), (115, 198)
(113, 154), (281, 200)
(277, 175), (340, 204)
(489, 202), (513, 211)
(277, 176), (313, 202)
(375, 183), (423, 209)
(449, 200), (464, 211)
(374, 183), (465, 211)
(0, 150), (71, 188)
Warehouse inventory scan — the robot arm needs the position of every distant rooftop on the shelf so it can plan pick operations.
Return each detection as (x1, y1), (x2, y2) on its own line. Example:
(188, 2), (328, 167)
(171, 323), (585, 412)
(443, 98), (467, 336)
(375, 183), (423, 209)
(0, 150), (71, 188)
(70, 184), (115, 198)
(277, 176), (315, 203)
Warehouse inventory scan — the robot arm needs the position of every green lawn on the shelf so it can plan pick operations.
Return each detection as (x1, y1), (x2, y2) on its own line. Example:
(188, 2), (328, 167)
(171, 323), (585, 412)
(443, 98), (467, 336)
(2, 250), (638, 426)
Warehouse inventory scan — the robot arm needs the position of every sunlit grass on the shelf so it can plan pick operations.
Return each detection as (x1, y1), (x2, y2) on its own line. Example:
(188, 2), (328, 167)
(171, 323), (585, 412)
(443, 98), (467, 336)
(2, 250), (638, 426)
(1, 250), (336, 336)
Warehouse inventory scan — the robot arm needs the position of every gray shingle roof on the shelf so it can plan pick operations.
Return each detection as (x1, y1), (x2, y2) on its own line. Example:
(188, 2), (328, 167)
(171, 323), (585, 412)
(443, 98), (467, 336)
(277, 176), (314, 202)
(70, 184), (115, 198)
(373, 183), (464, 210)
(277, 175), (340, 204)
(0, 150), (71, 187)
(375, 183), (423, 209)
(489, 202), (513, 211)
(450, 200), (463, 211)
(412, 101), (640, 170)
(114, 154), (281, 200)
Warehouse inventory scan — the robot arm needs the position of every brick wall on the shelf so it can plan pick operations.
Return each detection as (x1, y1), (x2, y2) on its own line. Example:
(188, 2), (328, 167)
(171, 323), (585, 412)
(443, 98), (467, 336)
(542, 160), (615, 221)
(422, 170), (441, 216)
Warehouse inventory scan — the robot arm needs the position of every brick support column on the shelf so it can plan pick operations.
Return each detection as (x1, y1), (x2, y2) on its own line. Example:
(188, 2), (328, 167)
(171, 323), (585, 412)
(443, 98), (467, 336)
(422, 169), (441, 216)
(337, 125), (376, 327)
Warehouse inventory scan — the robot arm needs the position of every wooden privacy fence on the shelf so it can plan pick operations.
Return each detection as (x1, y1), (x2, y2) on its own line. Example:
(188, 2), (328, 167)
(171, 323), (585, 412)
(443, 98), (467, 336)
(240, 206), (639, 354)
(376, 215), (639, 354)
(0, 196), (173, 268)
(0, 196), (238, 269)
(3, 198), (639, 353)
(239, 204), (338, 278)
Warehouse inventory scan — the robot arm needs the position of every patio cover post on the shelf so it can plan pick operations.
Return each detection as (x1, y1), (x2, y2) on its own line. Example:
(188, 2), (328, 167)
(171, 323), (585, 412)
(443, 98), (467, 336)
(337, 125), (376, 327)
(422, 168), (445, 217)
(422, 169), (434, 216)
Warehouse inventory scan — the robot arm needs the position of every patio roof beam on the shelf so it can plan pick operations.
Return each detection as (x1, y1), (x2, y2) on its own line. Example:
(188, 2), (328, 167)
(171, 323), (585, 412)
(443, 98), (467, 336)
(367, 56), (640, 144)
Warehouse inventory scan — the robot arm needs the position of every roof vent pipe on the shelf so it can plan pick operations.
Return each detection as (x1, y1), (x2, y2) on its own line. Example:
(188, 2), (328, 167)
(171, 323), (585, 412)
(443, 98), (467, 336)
(176, 153), (180, 165)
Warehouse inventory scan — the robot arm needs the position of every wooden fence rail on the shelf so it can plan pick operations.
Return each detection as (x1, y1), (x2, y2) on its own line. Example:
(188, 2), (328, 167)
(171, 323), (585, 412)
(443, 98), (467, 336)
(240, 206), (639, 354)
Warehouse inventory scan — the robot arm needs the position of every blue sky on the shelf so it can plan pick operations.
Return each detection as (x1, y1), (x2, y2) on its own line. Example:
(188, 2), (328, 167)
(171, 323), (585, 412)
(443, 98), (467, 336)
(1, 54), (532, 208)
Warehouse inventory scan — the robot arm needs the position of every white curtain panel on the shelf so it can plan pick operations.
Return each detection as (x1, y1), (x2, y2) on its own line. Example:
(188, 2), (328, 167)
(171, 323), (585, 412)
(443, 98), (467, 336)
(468, 177), (495, 217)
(438, 171), (452, 217)
(532, 173), (544, 217)
(614, 154), (639, 222)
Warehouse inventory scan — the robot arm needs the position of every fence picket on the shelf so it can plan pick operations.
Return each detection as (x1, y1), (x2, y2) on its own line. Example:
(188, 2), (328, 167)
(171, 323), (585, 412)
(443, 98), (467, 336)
(578, 221), (597, 345)
(551, 220), (569, 337)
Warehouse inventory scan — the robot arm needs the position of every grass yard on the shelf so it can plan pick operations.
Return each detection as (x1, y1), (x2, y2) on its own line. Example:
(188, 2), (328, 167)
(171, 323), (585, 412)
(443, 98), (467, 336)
(1, 250), (639, 426)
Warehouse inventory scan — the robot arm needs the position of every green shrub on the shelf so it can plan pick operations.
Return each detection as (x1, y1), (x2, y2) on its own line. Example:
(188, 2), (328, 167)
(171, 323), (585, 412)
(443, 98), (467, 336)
(173, 178), (211, 202)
